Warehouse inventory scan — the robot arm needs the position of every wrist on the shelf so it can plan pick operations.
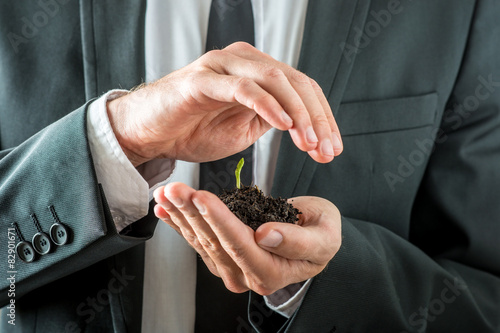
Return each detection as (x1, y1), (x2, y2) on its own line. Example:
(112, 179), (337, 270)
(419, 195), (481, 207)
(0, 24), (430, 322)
(107, 94), (152, 167)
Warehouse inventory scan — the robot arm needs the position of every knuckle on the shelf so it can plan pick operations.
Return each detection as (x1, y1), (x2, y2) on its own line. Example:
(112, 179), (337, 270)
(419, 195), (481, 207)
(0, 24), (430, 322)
(222, 276), (247, 294)
(183, 232), (200, 247)
(227, 41), (254, 52)
(310, 115), (330, 128)
(185, 70), (200, 84)
(208, 266), (221, 278)
(331, 233), (342, 257)
(235, 77), (254, 92)
(290, 102), (308, 117)
(224, 243), (246, 261)
(244, 272), (277, 296)
(183, 209), (200, 220)
(316, 246), (334, 264)
(291, 70), (310, 85)
(309, 78), (323, 93)
(201, 49), (225, 63)
(318, 238), (340, 264)
(198, 235), (219, 251)
(253, 93), (276, 110)
(181, 70), (207, 98)
(262, 66), (285, 80)
(249, 279), (275, 296)
(227, 284), (248, 294)
(233, 78), (256, 106)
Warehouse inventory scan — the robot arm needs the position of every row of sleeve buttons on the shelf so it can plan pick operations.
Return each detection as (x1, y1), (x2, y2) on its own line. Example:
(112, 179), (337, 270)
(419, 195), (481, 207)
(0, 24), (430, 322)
(13, 206), (70, 263)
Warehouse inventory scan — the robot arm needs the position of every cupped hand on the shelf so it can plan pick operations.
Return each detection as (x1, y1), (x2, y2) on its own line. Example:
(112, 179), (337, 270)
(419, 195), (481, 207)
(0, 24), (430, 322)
(153, 182), (342, 295)
(107, 42), (343, 166)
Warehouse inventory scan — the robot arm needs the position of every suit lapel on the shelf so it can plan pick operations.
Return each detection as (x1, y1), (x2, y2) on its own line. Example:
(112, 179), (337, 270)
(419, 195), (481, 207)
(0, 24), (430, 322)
(272, 0), (372, 198)
(79, 0), (146, 99)
(79, 1), (147, 332)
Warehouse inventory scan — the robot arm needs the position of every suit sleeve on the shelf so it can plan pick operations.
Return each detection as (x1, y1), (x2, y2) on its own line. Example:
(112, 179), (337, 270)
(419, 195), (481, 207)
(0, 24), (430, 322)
(0, 104), (158, 307)
(249, 1), (500, 332)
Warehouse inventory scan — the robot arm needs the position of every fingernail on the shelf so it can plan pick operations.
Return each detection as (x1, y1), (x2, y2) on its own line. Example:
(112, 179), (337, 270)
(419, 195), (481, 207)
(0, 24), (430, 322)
(154, 204), (171, 221)
(281, 110), (293, 127)
(160, 200), (173, 210)
(332, 133), (342, 150)
(192, 198), (206, 214)
(258, 230), (283, 248)
(306, 126), (318, 144)
(160, 213), (171, 222)
(153, 187), (163, 199)
(170, 196), (183, 207)
(320, 139), (334, 157)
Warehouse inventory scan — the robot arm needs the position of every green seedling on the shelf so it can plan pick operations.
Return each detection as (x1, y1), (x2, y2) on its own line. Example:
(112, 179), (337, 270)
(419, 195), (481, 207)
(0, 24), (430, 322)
(235, 158), (244, 189)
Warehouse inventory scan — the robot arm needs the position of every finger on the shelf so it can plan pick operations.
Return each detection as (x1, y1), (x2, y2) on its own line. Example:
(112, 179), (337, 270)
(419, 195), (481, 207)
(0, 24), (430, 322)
(154, 203), (172, 223)
(157, 184), (206, 253)
(309, 77), (343, 157)
(199, 51), (293, 131)
(160, 184), (221, 276)
(165, 183), (224, 255)
(191, 190), (259, 260)
(287, 71), (335, 163)
(197, 71), (290, 132)
(165, 183), (247, 289)
(153, 198), (171, 220)
(254, 197), (341, 265)
(206, 51), (318, 152)
(192, 187), (316, 294)
(193, 191), (282, 295)
(153, 188), (181, 233)
(190, 190), (280, 289)
(254, 222), (331, 264)
(219, 44), (337, 159)
(162, 183), (205, 246)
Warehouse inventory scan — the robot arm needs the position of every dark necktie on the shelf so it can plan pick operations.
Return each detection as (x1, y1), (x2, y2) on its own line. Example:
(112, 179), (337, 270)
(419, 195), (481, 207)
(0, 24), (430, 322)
(196, 1), (255, 332)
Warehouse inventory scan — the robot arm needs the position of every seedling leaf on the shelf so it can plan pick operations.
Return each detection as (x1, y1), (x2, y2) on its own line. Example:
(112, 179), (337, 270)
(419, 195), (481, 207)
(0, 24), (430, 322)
(235, 158), (244, 189)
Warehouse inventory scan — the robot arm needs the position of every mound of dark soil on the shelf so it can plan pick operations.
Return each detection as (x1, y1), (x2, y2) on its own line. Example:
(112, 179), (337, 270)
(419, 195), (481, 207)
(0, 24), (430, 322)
(218, 185), (301, 231)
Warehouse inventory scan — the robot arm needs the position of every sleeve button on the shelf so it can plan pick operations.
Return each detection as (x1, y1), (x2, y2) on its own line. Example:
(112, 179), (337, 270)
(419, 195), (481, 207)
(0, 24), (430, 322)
(32, 232), (52, 255)
(50, 223), (69, 246)
(16, 241), (36, 263)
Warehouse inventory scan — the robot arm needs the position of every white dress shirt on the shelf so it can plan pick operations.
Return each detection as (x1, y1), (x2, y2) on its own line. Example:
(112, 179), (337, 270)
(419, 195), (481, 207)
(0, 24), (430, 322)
(86, 1), (311, 332)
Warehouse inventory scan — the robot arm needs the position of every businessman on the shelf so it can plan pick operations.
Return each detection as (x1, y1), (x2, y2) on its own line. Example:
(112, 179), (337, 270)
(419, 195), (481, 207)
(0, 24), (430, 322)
(1, 0), (499, 332)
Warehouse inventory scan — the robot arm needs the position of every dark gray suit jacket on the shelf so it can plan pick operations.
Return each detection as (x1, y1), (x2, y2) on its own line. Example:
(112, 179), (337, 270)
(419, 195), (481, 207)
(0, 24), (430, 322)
(1, 0), (499, 332)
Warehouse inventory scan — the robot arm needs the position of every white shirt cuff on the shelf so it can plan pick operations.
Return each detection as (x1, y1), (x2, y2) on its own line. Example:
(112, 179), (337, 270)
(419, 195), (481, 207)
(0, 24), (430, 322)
(263, 279), (313, 318)
(86, 90), (175, 232)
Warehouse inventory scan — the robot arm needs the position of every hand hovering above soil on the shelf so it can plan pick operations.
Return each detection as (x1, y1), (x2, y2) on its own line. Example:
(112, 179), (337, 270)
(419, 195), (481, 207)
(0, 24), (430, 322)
(107, 42), (343, 167)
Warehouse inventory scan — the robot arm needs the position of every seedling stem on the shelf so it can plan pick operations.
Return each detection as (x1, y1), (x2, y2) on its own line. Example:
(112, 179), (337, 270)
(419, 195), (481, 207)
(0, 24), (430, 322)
(235, 158), (244, 189)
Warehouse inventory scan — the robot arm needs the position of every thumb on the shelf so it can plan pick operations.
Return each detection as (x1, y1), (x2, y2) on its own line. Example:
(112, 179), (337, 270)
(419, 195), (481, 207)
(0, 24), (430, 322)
(255, 222), (330, 264)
